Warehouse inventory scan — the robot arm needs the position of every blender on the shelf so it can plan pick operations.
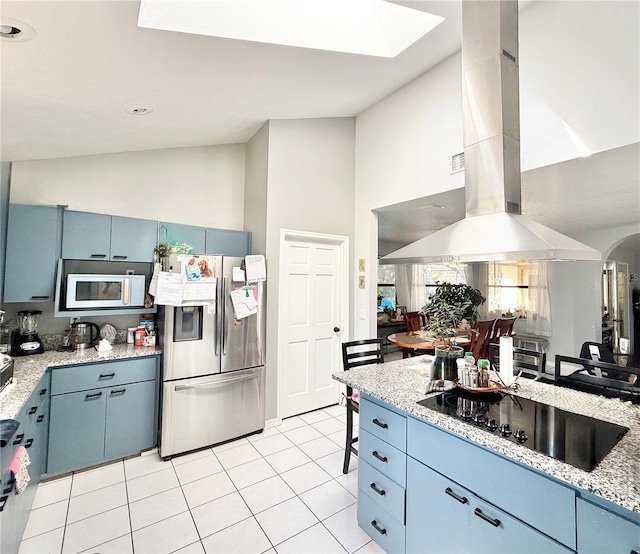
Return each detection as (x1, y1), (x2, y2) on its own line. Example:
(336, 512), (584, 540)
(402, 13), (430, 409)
(12, 310), (45, 356)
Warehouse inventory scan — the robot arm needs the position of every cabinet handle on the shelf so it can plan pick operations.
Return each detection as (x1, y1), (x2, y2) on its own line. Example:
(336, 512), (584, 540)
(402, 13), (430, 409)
(630, 550), (639, 554)
(37, 415), (44, 423)
(3, 477), (15, 494)
(445, 487), (468, 504)
(110, 389), (126, 396)
(85, 392), (103, 400)
(13, 434), (24, 445)
(28, 406), (37, 415)
(30, 295), (50, 300)
(112, 255), (128, 260)
(24, 438), (34, 449)
(372, 450), (388, 463)
(370, 483), (386, 496)
(90, 254), (107, 258)
(372, 418), (388, 429)
(40, 388), (47, 395)
(99, 373), (116, 379)
(0, 495), (8, 512)
(474, 508), (501, 528)
(370, 520), (387, 536)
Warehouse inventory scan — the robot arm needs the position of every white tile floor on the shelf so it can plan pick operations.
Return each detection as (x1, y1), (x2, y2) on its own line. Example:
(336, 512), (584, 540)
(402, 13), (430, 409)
(19, 404), (386, 554)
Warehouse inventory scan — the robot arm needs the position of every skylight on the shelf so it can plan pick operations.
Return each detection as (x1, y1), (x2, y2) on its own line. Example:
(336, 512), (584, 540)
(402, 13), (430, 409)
(137, 0), (444, 58)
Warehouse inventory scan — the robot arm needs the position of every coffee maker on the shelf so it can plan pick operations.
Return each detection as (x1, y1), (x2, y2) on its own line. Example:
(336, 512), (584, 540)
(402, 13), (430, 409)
(12, 310), (45, 356)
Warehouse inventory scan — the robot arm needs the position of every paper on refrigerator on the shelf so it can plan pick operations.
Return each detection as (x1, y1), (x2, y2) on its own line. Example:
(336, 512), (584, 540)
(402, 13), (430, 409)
(230, 286), (258, 319)
(245, 255), (266, 283)
(155, 271), (217, 306)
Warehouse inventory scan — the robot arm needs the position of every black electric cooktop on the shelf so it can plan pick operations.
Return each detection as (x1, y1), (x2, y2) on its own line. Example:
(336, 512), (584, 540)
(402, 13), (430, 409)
(417, 390), (629, 472)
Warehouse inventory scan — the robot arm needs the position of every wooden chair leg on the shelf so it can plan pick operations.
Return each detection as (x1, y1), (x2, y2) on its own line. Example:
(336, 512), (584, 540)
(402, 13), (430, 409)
(343, 404), (354, 474)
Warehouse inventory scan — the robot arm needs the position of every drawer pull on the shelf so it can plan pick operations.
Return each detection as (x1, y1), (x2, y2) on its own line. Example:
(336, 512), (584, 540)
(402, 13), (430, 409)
(13, 434), (24, 445)
(99, 373), (116, 379)
(90, 254), (107, 258)
(370, 520), (387, 536)
(110, 388), (126, 396)
(370, 483), (386, 496)
(0, 495), (8, 512)
(372, 418), (388, 429)
(112, 255), (128, 260)
(31, 295), (50, 300)
(630, 550), (639, 554)
(40, 388), (48, 395)
(474, 508), (500, 528)
(445, 487), (468, 504)
(24, 438), (34, 449)
(28, 406), (37, 415)
(372, 450), (388, 463)
(37, 415), (45, 423)
(85, 392), (103, 400)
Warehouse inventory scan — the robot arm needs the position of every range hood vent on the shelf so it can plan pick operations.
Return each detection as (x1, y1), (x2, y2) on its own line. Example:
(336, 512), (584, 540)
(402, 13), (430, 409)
(383, 0), (600, 264)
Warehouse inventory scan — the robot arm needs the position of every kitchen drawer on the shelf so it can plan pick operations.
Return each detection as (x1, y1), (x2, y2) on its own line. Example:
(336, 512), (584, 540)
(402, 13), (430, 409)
(360, 397), (407, 452)
(407, 417), (576, 550)
(358, 459), (406, 522)
(358, 488), (405, 554)
(359, 428), (406, 487)
(51, 357), (157, 395)
(577, 498), (640, 553)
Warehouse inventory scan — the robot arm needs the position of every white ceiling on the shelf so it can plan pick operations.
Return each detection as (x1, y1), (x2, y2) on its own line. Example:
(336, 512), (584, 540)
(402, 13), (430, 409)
(0, 0), (462, 162)
(2, 0), (638, 253)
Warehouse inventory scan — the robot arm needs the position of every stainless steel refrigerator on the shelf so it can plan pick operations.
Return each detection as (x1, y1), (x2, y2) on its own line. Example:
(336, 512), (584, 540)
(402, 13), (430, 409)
(158, 255), (265, 460)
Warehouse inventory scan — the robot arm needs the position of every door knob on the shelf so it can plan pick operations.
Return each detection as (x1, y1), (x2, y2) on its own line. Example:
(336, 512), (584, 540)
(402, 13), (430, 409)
(333, 327), (340, 333)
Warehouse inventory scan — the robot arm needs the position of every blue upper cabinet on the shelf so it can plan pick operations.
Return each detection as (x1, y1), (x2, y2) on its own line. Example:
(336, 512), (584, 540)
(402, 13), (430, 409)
(4, 204), (62, 302)
(205, 228), (252, 256)
(62, 211), (157, 262)
(159, 222), (206, 254)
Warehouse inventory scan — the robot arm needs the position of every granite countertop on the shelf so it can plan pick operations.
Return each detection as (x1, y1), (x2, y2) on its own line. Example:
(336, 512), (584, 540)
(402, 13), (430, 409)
(1, 344), (162, 420)
(333, 356), (640, 514)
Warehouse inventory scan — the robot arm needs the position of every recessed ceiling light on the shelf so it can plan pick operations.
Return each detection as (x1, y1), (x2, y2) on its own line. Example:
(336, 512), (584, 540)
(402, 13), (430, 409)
(126, 106), (153, 115)
(0, 18), (36, 41)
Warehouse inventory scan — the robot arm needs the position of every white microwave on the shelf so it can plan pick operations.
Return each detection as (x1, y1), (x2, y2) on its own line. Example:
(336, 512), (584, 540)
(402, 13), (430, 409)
(66, 274), (146, 309)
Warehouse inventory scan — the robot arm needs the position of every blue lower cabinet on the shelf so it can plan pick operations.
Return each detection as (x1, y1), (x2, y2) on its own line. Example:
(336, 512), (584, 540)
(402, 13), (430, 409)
(104, 380), (157, 459)
(358, 488), (406, 553)
(48, 389), (107, 474)
(577, 498), (640, 553)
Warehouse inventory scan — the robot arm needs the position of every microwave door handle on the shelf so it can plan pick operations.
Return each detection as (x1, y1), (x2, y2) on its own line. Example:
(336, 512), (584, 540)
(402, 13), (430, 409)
(123, 278), (130, 305)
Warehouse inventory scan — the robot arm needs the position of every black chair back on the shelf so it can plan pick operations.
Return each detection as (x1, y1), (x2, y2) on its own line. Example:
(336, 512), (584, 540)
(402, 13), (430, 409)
(579, 341), (616, 364)
(342, 339), (384, 372)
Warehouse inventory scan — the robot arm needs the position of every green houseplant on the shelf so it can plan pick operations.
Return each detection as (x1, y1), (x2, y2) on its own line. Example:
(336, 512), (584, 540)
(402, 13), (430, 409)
(421, 282), (486, 380)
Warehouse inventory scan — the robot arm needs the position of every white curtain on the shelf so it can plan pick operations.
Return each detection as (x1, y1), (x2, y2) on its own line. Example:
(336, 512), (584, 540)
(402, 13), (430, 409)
(475, 263), (489, 320)
(395, 265), (411, 310)
(526, 262), (553, 337)
(411, 264), (428, 312)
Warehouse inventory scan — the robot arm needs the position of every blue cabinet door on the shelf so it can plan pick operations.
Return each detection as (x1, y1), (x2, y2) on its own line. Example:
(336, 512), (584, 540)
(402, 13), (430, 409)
(110, 216), (157, 262)
(48, 389), (107, 474)
(4, 204), (62, 302)
(159, 222), (206, 253)
(205, 228), (252, 256)
(577, 498), (640, 553)
(62, 210), (111, 260)
(104, 380), (157, 459)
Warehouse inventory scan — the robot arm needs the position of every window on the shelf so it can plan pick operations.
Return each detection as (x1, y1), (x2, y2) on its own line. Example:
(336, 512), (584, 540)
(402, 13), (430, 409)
(377, 265), (396, 311)
(487, 262), (530, 317)
(423, 263), (468, 299)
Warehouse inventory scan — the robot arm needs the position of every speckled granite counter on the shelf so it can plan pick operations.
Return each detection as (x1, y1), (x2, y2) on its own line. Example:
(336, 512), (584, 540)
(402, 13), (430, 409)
(1, 345), (161, 420)
(333, 355), (640, 515)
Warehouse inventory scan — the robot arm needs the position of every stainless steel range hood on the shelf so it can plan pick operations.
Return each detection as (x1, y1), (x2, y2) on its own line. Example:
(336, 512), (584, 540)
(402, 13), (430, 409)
(383, 0), (601, 264)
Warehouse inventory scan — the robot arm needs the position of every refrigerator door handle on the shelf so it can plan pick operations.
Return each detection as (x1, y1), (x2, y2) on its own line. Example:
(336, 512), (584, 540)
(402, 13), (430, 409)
(174, 370), (258, 391)
(222, 276), (228, 355)
(214, 276), (220, 356)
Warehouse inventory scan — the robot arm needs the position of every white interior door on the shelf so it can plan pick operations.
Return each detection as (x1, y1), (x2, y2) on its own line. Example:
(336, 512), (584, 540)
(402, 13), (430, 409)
(280, 233), (346, 418)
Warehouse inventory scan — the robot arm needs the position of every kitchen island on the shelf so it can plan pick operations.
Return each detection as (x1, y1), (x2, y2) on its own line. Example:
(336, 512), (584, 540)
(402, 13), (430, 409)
(333, 356), (640, 553)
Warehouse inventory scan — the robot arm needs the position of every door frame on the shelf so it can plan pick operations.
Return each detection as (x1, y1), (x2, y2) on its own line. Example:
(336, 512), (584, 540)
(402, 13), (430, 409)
(276, 228), (350, 421)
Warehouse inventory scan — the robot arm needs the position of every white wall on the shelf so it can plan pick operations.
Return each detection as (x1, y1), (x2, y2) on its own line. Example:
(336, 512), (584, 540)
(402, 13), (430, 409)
(244, 123), (269, 256)
(264, 117), (355, 419)
(10, 145), (246, 230)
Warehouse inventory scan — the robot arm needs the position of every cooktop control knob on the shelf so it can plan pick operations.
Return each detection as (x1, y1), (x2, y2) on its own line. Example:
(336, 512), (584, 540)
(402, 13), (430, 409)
(485, 418), (498, 431)
(499, 423), (512, 437)
(515, 429), (529, 443)
(473, 413), (485, 426)
(461, 410), (472, 421)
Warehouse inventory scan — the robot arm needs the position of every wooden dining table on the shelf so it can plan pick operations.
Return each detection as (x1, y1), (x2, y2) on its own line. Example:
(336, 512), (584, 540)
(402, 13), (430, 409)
(387, 332), (471, 359)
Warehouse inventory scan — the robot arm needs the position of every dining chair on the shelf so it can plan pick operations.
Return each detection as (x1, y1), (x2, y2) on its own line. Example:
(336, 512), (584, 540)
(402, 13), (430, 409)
(489, 317), (517, 344)
(469, 319), (495, 360)
(341, 338), (384, 474)
(403, 311), (422, 332)
(488, 342), (548, 380)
